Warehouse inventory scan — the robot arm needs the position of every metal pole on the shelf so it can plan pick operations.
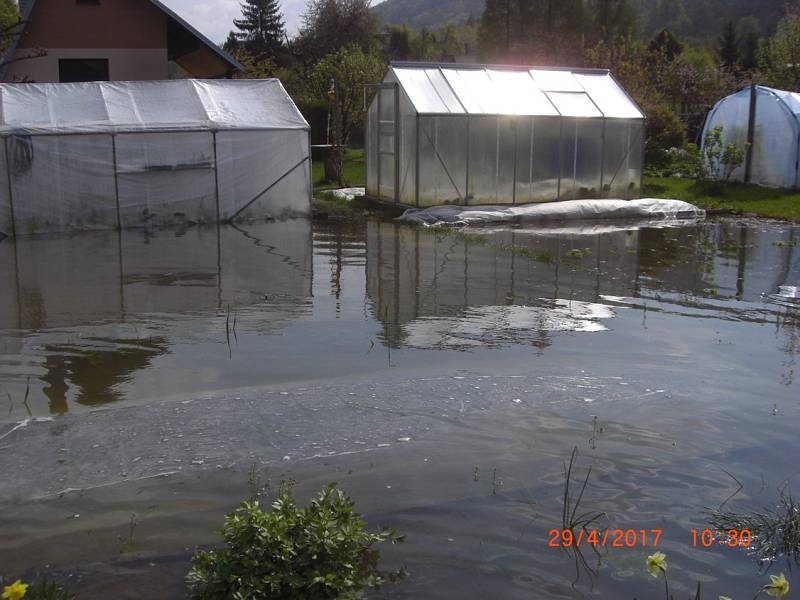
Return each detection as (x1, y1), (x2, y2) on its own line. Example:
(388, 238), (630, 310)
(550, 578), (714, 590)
(213, 131), (221, 223)
(394, 83), (400, 204)
(599, 119), (606, 198)
(415, 114), (420, 207)
(557, 119), (563, 201)
(744, 83), (757, 184)
(512, 119), (518, 205)
(377, 90), (382, 199)
(111, 133), (121, 230)
(465, 116), (470, 206)
(4, 137), (17, 238)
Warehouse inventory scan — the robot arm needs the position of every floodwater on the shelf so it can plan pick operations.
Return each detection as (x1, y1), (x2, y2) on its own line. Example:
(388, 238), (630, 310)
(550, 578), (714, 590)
(0, 217), (798, 599)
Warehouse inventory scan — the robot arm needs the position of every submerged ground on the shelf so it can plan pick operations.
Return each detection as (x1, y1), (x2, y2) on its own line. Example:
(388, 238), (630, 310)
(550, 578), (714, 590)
(0, 216), (798, 598)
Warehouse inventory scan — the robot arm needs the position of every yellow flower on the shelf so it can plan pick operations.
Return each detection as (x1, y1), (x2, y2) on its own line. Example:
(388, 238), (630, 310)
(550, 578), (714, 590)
(765, 573), (790, 598)
(1, 580), (28, 600)
(646, 551), (667, 578)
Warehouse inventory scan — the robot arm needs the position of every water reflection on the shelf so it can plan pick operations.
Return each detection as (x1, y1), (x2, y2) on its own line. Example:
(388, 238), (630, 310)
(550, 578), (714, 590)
(0, 221), (313, 414)
(0, 217), (798, 419)
(366, 220), (800, 354)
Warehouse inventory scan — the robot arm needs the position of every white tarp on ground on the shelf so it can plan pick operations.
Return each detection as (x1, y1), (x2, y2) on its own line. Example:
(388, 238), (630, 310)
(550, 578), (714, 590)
(0, 79), (311, 236)
(396, 198), (706, 226)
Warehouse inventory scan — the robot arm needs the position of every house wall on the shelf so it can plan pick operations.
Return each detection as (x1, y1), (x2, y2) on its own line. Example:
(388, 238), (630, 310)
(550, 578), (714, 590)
(17, 0), (167, 49)
(6, 0), (169, 82)
(5, 48), (169, 82)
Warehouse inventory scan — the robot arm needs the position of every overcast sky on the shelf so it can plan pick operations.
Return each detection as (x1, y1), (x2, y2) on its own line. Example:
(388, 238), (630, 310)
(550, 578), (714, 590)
(160, 0), (386, 45)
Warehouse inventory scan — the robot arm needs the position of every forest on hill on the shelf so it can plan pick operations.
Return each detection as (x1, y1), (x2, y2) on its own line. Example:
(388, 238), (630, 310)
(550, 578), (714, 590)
(374, 0), (791, 45)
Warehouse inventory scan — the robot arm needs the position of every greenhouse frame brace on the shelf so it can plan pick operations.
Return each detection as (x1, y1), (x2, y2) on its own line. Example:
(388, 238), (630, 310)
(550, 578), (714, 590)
(365, 62), (646, 207)
(0, 79), (311, 237)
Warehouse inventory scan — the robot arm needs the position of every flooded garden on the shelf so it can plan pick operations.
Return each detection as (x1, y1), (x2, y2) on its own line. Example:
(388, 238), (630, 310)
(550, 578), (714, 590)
(0, 215), (798, 598)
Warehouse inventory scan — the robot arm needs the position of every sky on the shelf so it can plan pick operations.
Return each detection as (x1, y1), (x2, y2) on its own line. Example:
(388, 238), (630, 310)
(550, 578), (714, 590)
(160, 0), (387, 45)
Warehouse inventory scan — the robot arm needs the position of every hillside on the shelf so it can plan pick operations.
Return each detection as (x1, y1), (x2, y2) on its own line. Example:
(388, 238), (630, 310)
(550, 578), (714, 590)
(373, 0), (789, 43)
(372, 0), (483, 30)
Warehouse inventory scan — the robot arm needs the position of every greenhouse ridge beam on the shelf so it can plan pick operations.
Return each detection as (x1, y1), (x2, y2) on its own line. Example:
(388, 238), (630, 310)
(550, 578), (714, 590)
(390, 61), (611, 76)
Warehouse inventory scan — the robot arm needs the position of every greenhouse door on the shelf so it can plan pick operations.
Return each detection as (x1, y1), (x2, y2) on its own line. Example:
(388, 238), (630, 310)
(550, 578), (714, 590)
(377, 84), (400, 202)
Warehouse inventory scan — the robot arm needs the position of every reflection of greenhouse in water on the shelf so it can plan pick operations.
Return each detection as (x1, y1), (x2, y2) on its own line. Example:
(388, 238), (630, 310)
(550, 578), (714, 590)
(365, 221), (800, 350)
(366, 63), (646, 207)
(366, 221), (642, 349)
(0, 221), (313, 412)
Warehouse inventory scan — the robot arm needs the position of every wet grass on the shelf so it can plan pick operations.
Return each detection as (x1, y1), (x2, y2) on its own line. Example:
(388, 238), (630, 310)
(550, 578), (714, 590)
(311, 148), (366, 191)
(645, 177), (800, 221)
(707, 486), (800, 566)
(313, 190), (405, 221)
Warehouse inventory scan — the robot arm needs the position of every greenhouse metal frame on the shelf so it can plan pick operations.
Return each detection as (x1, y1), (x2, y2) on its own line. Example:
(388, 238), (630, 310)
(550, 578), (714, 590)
(366, 62), (646, 208)
(0, 79), (311, 237)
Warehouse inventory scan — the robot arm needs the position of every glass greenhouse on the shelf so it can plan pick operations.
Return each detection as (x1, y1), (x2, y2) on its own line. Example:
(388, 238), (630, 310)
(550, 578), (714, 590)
(366, 63), (646, 207)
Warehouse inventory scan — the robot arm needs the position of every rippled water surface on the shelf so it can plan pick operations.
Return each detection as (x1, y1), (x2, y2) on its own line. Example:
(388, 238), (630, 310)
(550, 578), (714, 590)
(0, 217), (798, 599)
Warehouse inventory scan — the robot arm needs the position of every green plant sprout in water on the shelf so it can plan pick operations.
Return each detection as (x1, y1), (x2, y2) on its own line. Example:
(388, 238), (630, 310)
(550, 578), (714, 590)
(186, 483), (406, 599)
(708, 486), (800, 567)
(642, 553), (790, 600)
(1, 577), (75, 600)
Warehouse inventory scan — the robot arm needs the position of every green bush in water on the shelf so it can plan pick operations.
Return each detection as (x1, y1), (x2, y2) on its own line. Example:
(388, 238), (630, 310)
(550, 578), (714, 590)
(186, 484), (406, 599)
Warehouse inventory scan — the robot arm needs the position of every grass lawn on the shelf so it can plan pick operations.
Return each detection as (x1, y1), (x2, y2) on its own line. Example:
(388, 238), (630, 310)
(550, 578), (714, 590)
(645, 176), (800, 221)
(311, 148), (366, 191)
(312, 151), (800, 221)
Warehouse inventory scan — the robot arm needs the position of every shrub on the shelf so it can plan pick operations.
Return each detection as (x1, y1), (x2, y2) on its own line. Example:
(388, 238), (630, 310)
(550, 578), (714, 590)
(186, 484), (406, 599)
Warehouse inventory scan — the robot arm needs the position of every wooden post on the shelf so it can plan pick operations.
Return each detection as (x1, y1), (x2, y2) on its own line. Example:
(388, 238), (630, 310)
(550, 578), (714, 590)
(744, 83), (758, 184)
(4, 137), (17, 238)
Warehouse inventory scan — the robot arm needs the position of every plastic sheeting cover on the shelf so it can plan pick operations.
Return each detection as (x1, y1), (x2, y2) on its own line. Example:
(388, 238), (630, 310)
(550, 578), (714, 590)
(396, 198), (706, 226)
(0, 79), (309, 135)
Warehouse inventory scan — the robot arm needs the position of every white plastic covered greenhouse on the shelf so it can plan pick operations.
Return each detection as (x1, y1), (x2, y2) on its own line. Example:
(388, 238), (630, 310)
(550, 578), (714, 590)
(365, 62), (646, 207)
(702, 84), (800, 188)
(0, 79), (311, 237)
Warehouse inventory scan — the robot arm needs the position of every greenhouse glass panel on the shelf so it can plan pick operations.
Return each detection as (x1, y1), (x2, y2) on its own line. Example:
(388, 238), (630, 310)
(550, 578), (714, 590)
(392, 68), (464, 114)
(575, 119), (604, 197)
(530, 70), (584, 92)
(485, 70), (559, 116)
(574, 74), (643, 119)
(418, 116), (467, 206)
(602, 119), (629, 198)
(467, 117), (515, 205)
(366, 98), (378, 198)
(366, 63), (646, 207)
(397, 88), (417, 205)
(546, 92), (603, 118)
(441, 69), (498, 114)
(531, 117), (562, 202)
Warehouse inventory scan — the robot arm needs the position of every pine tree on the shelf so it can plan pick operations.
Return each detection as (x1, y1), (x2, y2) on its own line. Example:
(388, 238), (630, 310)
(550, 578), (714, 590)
(233, 0), (286, 60)
(718, 21), (739, 69)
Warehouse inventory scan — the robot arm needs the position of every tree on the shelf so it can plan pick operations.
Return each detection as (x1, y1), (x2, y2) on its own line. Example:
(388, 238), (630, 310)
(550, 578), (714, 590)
(589, 0), (635, 44)
(759, 11), (800, 90)
(0, 0), (47, 79)
(233, 0), (286, 61)
(297, 0), (378, 62)
(736, 17), (761, 71)
(718, 21), (739, 70)
(307, 44), (385, 185)
(648, 28), (683, 61)
(222, 31), (240, 54)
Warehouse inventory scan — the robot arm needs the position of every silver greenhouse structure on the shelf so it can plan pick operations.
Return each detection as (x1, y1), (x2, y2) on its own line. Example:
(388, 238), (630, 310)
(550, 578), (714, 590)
(0, 79), (311, 237)
(365, 63), (646, 207)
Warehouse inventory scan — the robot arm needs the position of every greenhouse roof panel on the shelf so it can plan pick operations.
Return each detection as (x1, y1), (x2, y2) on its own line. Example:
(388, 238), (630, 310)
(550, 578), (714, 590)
(574, 73), (644, 119)
(387, 63), (645, 120)
(0, 79), (309, 135)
